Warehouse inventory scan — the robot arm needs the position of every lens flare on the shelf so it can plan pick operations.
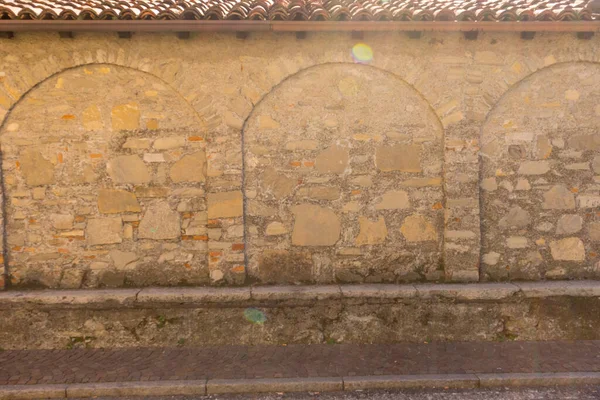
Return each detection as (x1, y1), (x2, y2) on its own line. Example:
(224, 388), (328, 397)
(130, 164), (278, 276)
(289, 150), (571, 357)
(244, 308), (267, 324)
(352, 43), (373, 64)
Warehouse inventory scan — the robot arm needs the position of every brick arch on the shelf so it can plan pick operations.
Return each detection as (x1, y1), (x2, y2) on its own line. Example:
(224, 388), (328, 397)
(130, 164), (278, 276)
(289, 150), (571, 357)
(480, 61), (600, 281)
(242, 62), (446, 284)
(0, 63), (210, 289)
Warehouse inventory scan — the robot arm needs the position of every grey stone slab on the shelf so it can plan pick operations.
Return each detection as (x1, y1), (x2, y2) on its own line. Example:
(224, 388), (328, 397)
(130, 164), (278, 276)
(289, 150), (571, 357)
(136, 287), (251, 304)
(66, 380), (206, 397)
(340, 284), (417, 299)
(251, 285), (342, 301)
(415, 283), (520, 300)
(516, 281), (600, 298)
(0, 289), (139, 309)
(207, 377), (343, 394)
(343, 374), (479, 390)
(0, 384), (67, 399)
(478, 372), (600, 387)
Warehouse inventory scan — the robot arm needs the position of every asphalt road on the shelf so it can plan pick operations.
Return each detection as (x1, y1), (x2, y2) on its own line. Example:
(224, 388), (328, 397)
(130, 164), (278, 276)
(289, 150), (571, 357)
(84, 386), (600, 400)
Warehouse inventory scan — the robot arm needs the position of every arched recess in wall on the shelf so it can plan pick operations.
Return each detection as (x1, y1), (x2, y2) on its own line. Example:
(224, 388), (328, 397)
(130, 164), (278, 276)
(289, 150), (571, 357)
(480, 62), (600, 281)
(0, 64), (209, 289)
(242, 62), (445, 284)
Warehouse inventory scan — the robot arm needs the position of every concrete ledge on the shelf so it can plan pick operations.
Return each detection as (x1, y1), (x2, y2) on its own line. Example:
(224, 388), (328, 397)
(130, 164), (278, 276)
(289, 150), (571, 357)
(478, 372), (600, 387)
(3, 372), (600, 398)
(206, 377), (343, 394)
(343, 374), (479, 390)
(0, 384), (67, 400)
(514, 281), (600, 298)
(0, 289), (139, 310)
(2, 281), (598, 309)
(136, 287), (251, 305)
(415, 283), (519, 300)
(340, 284), (417, 299)
(251, 285), (341, 301)
(66, 380), (206, 397)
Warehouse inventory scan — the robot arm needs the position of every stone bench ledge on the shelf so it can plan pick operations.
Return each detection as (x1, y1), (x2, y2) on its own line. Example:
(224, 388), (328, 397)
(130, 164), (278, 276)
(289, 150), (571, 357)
(136, 287), (251, 305)
(514, 281), (600, 298)
(1, 281), (599, 309)
(0, 288), (140, 308)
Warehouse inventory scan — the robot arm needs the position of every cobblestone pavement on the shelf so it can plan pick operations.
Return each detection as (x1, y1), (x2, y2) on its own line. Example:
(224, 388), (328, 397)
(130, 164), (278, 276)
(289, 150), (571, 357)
(1, 341), (600, 386)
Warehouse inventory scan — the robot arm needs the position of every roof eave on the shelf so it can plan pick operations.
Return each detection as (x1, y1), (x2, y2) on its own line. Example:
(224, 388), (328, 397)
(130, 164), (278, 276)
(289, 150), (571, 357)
(0, 20), (599, 32)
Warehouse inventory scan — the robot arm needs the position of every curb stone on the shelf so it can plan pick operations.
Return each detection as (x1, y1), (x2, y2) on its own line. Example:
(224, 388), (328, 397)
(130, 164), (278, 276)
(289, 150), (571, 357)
(0, 384), (67, 400)
(343, 374), (480, 390)
(477, 372), (600, 387)
(207, 377), (343, 394)
(2, 372), (600, 399)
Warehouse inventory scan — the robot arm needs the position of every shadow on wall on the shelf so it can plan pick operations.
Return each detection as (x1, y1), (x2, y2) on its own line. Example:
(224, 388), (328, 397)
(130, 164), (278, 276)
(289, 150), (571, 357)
(480, 62), (600, 281)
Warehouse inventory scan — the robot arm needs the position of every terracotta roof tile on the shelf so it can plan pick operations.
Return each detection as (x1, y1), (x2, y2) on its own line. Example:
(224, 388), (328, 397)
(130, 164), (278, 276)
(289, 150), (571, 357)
(0, 0), (598, 21)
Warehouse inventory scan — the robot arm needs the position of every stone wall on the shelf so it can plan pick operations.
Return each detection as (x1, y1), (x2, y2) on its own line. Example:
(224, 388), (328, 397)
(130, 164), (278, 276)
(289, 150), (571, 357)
(0, 32), (599, 288)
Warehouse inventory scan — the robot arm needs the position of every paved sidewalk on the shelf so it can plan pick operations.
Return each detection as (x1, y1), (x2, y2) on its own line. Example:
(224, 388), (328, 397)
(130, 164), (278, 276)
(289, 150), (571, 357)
(1, 341), (600, 386)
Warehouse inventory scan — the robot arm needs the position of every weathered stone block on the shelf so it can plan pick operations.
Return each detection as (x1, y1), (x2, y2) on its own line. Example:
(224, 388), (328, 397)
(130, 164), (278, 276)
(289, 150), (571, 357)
(542, 185), (575, 210)
(258, 115), (280, 130)
(153, 136), (186, 150)
(589, 223), (600, 242)
(82, 105), (103, 131)
(122, 138), (152, 149)
(355, 216), (388, 246)
(291, 204), (340, 246)
(550, 237), (585, 261)
(170, 151), (206, 183)
(98, 189), (141, 214)
(296, 186), (340, 201)
(578, 195), (600, 209)
(400, 214), (437, 242)
(109, 250), (138, 269)
(265, 222), (287, 236)
(48, 213), (72, 230)
(499, 206), (531, 230)
(518, 161), (550, 175)
(285, 140), (319, 151)
(19, 149), (54, 186)
(208, 191), (243, 218)
(375, 145), (421, 172)
(556, 215), (583, 235)
(506, 236), (528, 249)
(315, 146), (349, 174)
(111, 103), (140, 131)
(86, 217), (123, 246)
(107, 155), (151, 184)
(138, 203), (181, 240)
(375, 190), (410, 210)
(567, 134), (600, 151)
(261, 168), (296, 199)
